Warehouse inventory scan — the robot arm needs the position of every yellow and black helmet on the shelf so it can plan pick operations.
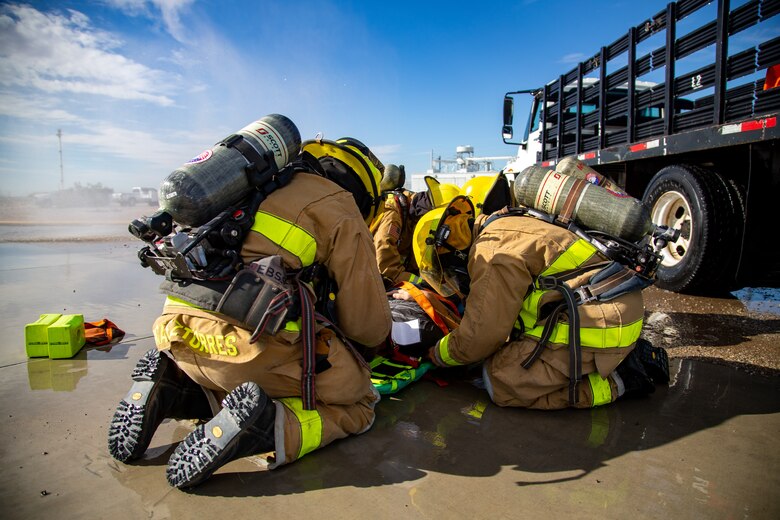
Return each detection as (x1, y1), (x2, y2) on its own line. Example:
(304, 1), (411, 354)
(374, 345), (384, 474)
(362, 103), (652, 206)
(461, 172), (512, 216)
(302, 137), (384, 225)
(412, 195), (475, 298)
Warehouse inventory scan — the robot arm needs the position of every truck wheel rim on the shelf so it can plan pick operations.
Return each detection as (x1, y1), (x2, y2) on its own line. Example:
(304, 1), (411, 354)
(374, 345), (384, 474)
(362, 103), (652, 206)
(651, 191), (691, 268)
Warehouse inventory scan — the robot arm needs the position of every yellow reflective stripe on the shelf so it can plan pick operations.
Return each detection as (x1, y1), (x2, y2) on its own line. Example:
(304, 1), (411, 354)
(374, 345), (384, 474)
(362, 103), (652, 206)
(587, 373), (613, 407)
(408, 274), (423, 285)
(518, 240), (598, 330)
(283, 318), (301, 332)
(437, 333), (463, 366)
(519, 290), (549, 329)
(524, 318), (644, 348)
(251, 210), (317, 266)
(540, 239), (597, 277)
(165, 295), (203, 309)
(278, 397), (323, 459)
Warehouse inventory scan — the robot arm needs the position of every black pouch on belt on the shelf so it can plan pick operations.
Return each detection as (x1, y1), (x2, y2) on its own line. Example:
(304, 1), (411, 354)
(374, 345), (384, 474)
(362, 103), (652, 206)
(216, 255), (295, 335)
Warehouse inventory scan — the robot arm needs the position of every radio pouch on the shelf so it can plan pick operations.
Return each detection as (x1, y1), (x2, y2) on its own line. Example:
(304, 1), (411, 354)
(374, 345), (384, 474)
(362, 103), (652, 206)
(216, 255), (295, 337)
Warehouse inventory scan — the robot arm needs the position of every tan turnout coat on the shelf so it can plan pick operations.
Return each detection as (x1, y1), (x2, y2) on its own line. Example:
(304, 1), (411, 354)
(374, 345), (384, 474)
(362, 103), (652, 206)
(371, 192), (418, 286)
(153, 173), (392, 466)
(432, 215), (644, 409)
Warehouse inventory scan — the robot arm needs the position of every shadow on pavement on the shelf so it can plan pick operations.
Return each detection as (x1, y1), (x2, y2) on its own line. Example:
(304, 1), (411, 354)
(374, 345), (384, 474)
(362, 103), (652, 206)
(133, 358), (780, 498)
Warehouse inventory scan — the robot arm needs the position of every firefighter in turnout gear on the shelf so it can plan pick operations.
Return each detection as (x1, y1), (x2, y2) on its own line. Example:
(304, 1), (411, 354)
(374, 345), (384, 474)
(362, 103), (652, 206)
(108, 136), (392, 488)
(371, 164), (434, 288)
(413, 194), (669, 410)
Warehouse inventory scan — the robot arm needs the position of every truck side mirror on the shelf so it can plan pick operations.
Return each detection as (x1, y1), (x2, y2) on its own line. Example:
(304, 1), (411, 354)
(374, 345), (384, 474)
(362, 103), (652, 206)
(502, 125), (513, 140)
(503, 97), (514, 126)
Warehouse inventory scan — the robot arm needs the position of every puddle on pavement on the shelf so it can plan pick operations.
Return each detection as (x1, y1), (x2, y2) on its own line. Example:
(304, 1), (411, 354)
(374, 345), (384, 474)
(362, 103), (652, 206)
(26, 357), (88, 392)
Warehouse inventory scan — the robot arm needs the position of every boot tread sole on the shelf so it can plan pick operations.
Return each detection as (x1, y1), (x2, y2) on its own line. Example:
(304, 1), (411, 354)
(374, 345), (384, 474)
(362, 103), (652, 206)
(166, 382), (265, 489)
(108, 349), (167, 462)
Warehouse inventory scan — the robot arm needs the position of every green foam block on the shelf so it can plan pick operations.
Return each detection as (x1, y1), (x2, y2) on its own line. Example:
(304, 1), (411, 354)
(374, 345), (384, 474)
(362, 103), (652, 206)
(25, 314), (63, 358)
(47, 314), (86, 359)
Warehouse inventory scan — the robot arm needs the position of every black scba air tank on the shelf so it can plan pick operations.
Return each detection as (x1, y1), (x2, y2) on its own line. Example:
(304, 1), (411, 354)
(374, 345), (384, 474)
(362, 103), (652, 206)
(158, 114), (302, 228)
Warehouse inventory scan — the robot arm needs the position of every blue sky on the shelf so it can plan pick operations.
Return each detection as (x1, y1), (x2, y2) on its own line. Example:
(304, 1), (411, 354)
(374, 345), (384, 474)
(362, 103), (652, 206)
(0, 0), (775, 196)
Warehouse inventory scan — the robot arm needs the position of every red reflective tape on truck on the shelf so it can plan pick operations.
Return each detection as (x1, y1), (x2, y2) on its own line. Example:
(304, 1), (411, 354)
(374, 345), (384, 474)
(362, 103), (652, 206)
(541, 160), (556, 167)
(721, 117), (777, 135)
(578, 152), (596, 160)
(629, 139), (660, 153)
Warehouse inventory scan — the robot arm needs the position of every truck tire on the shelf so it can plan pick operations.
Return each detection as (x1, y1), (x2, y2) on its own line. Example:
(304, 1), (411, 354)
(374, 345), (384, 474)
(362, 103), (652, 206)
(642, 164), (742, 294)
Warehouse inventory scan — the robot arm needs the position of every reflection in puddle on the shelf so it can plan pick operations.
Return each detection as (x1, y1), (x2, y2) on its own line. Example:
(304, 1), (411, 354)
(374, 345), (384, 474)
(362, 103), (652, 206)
(27, 357), (88, 391)
(731, 287), (780, 315)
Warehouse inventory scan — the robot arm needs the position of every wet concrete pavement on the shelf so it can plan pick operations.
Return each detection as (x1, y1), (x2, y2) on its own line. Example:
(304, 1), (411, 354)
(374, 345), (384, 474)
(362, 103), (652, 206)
(1, 231), (779, 518)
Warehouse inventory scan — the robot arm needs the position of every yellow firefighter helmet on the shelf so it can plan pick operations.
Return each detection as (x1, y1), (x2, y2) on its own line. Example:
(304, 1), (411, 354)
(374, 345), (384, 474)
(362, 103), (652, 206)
(424, 176), (461, 208)
(412, 195), (475, 297)
(460, 172), (512, 216)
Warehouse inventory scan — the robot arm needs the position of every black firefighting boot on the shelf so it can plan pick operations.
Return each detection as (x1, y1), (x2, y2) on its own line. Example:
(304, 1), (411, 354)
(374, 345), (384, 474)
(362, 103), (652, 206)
(633, 338), (670, 384)
(615, 347), (655, 399)
(108, 348), (213, 462)
(166, 381), (276, 489)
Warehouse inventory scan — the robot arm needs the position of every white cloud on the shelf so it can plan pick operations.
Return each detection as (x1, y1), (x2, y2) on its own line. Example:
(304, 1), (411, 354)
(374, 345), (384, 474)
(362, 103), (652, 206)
(103, 0), (195, 43)
(63, 122), (196, 167)
(0, 3), (176, 105)
(559, 53), (587, 65)
(0, 92), (83, 123)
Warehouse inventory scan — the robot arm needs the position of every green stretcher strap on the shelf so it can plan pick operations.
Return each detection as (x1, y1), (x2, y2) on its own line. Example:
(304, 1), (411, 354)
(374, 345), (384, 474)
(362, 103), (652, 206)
(370, 355), (435, 395)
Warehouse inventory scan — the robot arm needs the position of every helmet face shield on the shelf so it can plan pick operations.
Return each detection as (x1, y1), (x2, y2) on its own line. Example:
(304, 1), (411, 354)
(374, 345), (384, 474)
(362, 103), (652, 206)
(420, 248), (470, 298)
(416, 196), (475, 297)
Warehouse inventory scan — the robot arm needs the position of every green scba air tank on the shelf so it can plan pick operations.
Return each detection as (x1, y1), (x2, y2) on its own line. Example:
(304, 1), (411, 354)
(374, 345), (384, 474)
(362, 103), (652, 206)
(554, 157), (627, 196)
(158, 114), (301, 227)
(513, 165), (653, 242)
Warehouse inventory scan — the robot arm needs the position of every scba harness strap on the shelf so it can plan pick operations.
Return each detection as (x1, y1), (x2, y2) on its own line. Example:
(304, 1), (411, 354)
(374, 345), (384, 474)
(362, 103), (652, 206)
(521, 275), (582, 404)
(484, 207), (655, 405)
(140, 142), (382, 411)
(483, 207), (655, 306)
(162, 258), (342, 411)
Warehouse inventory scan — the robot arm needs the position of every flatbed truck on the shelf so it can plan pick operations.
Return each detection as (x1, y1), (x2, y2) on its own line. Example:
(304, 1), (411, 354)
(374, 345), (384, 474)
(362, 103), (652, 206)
(501, 0), (779, 293)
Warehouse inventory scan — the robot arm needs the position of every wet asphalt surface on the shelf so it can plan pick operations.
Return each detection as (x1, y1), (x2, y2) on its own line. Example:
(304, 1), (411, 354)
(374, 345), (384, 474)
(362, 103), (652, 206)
(642, 286), (780, 377)
(0, 205), (778, 518)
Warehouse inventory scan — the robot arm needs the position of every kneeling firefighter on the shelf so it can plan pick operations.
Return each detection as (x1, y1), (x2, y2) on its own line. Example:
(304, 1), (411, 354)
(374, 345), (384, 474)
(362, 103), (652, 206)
(413, 172), (671, 410)
(108, 114), (392, 488)
(371, 164), (435, 288)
